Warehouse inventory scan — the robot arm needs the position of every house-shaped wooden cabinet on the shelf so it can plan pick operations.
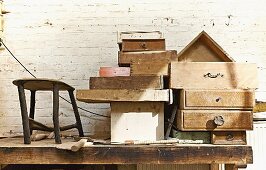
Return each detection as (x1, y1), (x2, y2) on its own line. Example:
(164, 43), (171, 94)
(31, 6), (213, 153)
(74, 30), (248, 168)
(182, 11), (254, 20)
(177, 31), (234, 62)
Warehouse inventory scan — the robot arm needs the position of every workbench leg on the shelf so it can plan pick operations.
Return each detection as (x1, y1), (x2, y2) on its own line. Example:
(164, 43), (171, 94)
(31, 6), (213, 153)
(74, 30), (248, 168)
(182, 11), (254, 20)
(29, 90), (36, 135)
(225, 164), (238, 170)
(53, 84), (61, 144)
(210, 163), (219, 170)
(68, 90), (84, 137)
(18, 84), (31, 144)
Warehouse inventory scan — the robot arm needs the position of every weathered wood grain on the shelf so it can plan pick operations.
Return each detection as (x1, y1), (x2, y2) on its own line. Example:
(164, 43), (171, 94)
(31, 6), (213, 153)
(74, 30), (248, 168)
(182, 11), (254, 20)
(177, 110), (253, 131)
(180, 89), (255, 110)
(121, 39), (165, 52)
(89, 76), (163, 89)
(118, 50), (177, 66)
(211, 131), (247, 145)
(170, 62), (258, 89)
(99, 67), (130, 77)
(131, 61), (169, 76)
(76, 89), (171, 103)
(0, 138), (253, 165)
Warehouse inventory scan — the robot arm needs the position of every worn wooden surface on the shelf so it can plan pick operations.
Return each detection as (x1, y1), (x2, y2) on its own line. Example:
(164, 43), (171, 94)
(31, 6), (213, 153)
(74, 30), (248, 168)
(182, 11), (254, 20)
(131, 61), (169, 76)
(211, 131), (247, 145)
(76, 89), (171, 103)
(111, 102), (164, 143)
(0, 138), (252, 165)
(121, 39), (165, 52)
(99, 67), (130, 77)
(117, 31), (163, 44)
(225, 164), (238, 170)
(118, 50), (177, 66)
(89, 76), (163, 89)
(180, 89), (255, 110)
(170, 62), (258, 89)
(210, 164), (220, 170)
(177, 110), (253, 131)
(177, 31), (234, 62)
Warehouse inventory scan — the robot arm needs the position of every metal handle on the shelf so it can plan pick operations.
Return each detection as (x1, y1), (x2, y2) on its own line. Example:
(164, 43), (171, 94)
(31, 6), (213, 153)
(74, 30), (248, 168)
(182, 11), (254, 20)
(140, 42), (147, 49)
(204, 73), (224, 78)
(226, 133), (234, 141)
(213, 116), (224, 126)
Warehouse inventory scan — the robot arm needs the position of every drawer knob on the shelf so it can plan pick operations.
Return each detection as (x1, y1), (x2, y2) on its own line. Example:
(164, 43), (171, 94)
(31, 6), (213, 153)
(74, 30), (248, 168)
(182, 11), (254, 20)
(216, 97), (222, 102)
(204, 73), (224, 78)
(226, 133), (234, 141)
(140, 42), (147, 49)
(214, 116), (224, 126)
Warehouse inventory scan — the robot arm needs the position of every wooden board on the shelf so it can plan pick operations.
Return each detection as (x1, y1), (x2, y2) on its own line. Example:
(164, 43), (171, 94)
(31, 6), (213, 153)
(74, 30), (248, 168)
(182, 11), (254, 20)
(170, 62), (258, 89)
(121, 39), (165, 52)
(177, 31), (234, 62)
(99, 67), (130, 77)
(111, 102), (164, 143)
(131, 61), (169, 76)
(211, 131), (247, 145)
(89, 76), (163, 89)
(180, 89), (255, 110)
(118, 50), (177, 66)
(177, 110), (253, 131)
(76, 89), (171, 103)
(117, 31), (163, 43)
(0, 138), (253, 165)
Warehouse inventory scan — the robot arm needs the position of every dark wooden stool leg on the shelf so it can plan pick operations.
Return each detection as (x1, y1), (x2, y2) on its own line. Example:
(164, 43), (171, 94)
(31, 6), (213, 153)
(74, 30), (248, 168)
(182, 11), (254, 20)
(53, 84), (61, 144)
(17, 84), (31, 144)
(29, 90), (36, 135)
(68, 90), (84, 137)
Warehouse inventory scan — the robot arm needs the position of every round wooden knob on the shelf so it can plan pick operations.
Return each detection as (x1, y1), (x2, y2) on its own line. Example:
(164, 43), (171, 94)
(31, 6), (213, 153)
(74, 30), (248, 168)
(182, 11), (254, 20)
(214, 116), (224, 126)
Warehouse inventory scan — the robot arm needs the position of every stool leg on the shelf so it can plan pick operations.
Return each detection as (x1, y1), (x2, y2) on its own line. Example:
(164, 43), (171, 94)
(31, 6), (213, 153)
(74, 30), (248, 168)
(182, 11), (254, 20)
(68, 90), (84, 137)
(29, 90), (36, 135)
(53, 84), (61, 144)
(17, 84), (31, 144)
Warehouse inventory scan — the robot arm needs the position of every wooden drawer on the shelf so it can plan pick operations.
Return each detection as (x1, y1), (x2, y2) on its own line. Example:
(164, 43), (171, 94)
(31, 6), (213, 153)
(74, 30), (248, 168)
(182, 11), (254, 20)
(121, 39), (165, 52)
(130, 61), (169, 76)
(211, 131), (246, 145)
(180, 89), (255, 110)
(177, 110), (253, 131)
(170, 62), (258, 89)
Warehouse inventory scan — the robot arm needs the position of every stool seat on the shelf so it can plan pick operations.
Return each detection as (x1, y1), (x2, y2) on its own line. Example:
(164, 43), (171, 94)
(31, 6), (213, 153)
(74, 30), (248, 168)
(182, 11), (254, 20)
(13, 78), (74, 91)
(13, 78), (84, 144)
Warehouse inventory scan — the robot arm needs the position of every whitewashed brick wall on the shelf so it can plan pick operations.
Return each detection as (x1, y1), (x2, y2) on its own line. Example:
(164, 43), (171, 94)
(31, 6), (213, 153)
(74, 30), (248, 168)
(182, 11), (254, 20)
(0, 0), (266, 138)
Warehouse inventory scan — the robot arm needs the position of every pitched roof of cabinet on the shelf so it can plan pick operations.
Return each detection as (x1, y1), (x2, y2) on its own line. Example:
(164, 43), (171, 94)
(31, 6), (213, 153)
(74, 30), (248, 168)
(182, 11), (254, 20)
(177, 31), (235, 62)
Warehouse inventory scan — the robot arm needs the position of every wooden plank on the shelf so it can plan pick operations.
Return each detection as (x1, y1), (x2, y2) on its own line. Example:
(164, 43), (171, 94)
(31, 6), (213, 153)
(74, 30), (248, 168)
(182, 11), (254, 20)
(180, 89), (255, 110)
(170, 62), (258, 89)
(177, 31), (234, 62)
(118, 50), (177, 66)
(225, 164), (238, 170)
(99, 67), (130, 77)
(131, 61), (169, 76)
(0, 138), (253, 165)
(121, 39), (165, 52)
(89, 76), (163, 89)
(177, 110), (253, 131)
(117, 31), (163, 43)
(210, 164), (220, 170)
(211, 131), (247, 145)
(111, 102), (164, 143)
(76, 89), (171, 103)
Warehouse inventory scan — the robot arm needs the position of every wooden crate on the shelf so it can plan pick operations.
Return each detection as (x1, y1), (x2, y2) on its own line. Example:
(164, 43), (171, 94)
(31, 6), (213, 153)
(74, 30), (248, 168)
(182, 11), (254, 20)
(89, 76), (163, 90)
(111, 102), (164, 143)
(170, 62), (258, 89)
(179, 89), (255, 110)
(211, 131), (247, 145)
(121, 39), (165, 52)
(177, 31), (234, 62)
(76, 89), (171, 103)
(177, 110), (253, 131)
(118, 50), (177, 66)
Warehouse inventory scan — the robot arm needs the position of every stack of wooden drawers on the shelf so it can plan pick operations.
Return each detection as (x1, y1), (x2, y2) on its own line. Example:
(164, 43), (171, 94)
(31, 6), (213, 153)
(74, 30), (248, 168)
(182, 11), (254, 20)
(77, 32), (178, 143)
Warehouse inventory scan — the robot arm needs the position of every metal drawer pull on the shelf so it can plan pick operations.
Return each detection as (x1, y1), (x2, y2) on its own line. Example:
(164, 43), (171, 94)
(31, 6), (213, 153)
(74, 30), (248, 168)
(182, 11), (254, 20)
(214, 115), (224, 126)
(204, 73), (224, 78)
(140, 42), (147, 49)
(226, 133), (234, 141)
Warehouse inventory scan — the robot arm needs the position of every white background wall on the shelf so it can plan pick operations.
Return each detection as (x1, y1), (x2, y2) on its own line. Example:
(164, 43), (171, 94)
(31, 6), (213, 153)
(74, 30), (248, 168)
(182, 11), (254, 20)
(0, 0), (266, 140)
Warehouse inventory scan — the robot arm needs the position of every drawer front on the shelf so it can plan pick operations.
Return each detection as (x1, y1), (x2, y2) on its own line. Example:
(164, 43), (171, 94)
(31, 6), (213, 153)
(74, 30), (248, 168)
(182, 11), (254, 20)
(180, 89), (254, 110)
(170, 62), (258, 89)
(211, 131), (246, 145)
(177, 110), (253, 131)
(121, 39), (165, 52)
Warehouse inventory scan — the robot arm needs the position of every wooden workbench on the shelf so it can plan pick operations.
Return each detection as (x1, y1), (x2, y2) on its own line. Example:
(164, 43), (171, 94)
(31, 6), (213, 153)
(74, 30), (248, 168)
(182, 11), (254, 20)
(0, 138), (252, 170)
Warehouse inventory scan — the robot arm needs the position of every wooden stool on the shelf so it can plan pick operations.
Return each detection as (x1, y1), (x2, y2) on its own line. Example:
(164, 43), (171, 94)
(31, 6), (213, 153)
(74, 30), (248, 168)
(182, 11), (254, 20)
(13, 78), (84, 144)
